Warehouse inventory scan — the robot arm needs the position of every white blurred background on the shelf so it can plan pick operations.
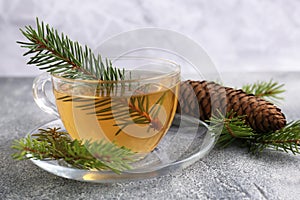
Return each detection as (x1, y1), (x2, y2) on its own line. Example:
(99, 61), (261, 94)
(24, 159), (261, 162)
(1, 0), (300, 76)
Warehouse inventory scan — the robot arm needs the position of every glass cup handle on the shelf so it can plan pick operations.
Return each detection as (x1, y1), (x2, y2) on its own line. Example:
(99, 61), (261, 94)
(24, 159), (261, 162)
(32, 72), (60, 118)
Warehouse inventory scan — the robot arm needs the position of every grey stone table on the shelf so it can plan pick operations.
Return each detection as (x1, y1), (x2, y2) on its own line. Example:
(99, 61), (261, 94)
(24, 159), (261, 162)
(1, 72), (300, 200)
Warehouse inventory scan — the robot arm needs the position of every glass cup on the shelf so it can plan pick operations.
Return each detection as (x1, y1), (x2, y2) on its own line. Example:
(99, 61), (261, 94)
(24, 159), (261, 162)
(33, 57), (181, 154)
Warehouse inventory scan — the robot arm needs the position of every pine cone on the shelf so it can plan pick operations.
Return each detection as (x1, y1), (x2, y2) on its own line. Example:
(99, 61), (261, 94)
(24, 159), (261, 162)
(177, 80), (287, 133)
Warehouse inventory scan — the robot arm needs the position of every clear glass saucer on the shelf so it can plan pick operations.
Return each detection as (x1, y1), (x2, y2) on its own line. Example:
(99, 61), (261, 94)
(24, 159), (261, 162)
(28, 114), (216, 183)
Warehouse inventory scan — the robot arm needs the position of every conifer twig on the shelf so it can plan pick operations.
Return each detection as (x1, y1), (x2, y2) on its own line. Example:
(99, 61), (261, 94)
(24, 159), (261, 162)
(17, 18), (124, 80)
(252, 121), (300, 154)
(209, 112), (300, 154)
(11, 128), (136, 173)
(242, 79), (285, 103)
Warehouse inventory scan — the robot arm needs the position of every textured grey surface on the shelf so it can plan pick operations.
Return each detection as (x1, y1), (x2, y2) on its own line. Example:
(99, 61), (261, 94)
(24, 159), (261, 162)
(1, 72), (300, 200)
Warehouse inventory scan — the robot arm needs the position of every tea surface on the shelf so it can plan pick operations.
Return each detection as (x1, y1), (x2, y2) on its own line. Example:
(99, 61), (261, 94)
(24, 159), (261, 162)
(54, 84), (178, 153)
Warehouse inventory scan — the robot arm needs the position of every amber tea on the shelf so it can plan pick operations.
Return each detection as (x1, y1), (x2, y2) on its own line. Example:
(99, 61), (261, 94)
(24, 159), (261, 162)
(54, 77), (179, 153)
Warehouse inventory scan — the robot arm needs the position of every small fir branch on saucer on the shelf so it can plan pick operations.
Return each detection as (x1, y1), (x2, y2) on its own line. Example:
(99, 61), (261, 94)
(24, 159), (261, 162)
(11, 128), (136, 173)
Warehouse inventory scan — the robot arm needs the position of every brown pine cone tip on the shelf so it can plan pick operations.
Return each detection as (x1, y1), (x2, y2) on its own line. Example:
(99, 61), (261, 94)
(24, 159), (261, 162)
(177, 80), (287, 133)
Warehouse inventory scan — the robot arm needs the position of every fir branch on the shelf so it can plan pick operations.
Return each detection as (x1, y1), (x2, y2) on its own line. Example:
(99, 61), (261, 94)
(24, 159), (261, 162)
(251, 121), (300, 154)
(112, 94), (165, 135)
(242, 80), (285, 103)
(17, 18), (124, 80)
(209, 111), (257, 148)
(58, 90), (166, 136)
(210, 112), (300, 155)
(11, 128), (136, 173)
